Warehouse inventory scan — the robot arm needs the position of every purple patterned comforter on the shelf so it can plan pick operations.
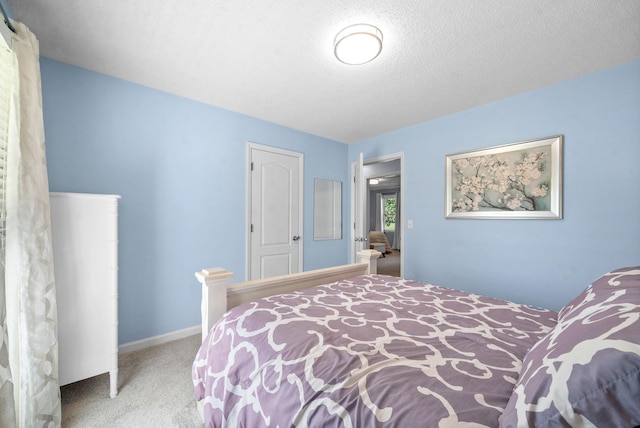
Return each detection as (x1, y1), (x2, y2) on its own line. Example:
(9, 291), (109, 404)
(193, 275), (557, 427)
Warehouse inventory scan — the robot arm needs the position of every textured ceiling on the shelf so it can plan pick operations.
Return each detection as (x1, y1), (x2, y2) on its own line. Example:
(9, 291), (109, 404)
(8, 0), (640, 143)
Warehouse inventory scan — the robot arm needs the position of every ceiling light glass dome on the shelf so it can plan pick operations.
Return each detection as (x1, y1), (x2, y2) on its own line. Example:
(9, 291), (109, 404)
(334, 24), (383, 65)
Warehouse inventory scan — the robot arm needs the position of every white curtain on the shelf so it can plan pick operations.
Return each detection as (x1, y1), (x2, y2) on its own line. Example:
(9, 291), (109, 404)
(0, 21), (61, 427)
(375, 193), (382, 231)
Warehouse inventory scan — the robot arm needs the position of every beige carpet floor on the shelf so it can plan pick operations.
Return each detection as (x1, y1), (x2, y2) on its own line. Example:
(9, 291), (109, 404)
(61, 334), (203, 427)
(377, 250), (401, 277)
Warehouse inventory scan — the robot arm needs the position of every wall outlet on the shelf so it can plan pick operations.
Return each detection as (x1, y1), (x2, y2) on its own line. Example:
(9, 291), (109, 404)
(407, 219), (413, 229)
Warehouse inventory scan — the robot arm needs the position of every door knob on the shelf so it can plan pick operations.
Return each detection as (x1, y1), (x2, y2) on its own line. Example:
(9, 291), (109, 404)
(292, 235), (300, 241)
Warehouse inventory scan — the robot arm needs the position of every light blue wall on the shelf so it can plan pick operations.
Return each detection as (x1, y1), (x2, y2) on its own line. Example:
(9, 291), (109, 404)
(0, 0), (12, 18)
(349, 60), (640, 311)
(40, 58), (350, 344)
(34, 31), (640, 340)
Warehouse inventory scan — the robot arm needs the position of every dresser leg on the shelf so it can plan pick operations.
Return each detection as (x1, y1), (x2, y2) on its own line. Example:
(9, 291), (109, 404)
(109, 368), (118, 398)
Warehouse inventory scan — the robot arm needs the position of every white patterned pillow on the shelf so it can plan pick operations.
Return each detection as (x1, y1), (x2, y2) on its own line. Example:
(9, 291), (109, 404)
(499, 267), (640, 427)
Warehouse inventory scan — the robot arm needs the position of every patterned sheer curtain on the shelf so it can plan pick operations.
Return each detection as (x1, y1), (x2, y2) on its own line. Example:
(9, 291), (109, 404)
(0, 21), (61, 427)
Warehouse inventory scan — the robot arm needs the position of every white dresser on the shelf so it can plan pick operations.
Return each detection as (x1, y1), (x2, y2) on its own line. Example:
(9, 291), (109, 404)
(50, 192), (120, 398)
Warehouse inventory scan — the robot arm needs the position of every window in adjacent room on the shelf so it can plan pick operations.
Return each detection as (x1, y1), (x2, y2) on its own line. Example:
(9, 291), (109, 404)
(381, 194), (396, 232)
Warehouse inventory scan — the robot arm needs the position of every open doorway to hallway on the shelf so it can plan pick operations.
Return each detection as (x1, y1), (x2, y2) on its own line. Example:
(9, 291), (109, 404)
(363, 155), (403, 277)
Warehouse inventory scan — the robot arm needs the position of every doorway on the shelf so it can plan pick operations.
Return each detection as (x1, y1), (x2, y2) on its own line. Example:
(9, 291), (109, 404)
(247, 143), (303, 280)
(352, 152), (404, 277)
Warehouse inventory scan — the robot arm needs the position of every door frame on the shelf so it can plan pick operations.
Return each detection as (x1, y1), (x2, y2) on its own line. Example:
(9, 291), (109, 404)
(246, 142), (304, 280)
(351, 151), (404, 277)
(350, 153), (365, 261)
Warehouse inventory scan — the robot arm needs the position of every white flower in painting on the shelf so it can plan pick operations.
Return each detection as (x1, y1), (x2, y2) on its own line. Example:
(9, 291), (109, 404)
(472, 194), (483, 211)
(506, 196), (522, 210)
(452, 199), (470, 212)
(469, 156), (485, 167)
(531, 185), (548, 197)
(529, 168), (541, 180)
(454, 159), (470, 170)
(514, 151), (545, 186)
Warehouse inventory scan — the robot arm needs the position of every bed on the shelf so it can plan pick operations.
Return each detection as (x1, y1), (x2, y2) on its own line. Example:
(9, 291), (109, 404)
(192, 262), (640, 427)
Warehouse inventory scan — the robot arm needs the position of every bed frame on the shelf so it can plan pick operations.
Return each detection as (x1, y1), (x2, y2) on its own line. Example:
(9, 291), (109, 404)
(195, 249), (381, 341)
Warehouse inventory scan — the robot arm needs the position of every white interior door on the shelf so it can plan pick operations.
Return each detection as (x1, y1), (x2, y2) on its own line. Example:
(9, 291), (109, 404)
(352, 152), (366, 262)
(249, 144), (303, 280)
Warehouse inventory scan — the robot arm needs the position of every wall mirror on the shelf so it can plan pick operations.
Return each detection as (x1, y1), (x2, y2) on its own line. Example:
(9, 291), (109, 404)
(314, 179), (342, 240)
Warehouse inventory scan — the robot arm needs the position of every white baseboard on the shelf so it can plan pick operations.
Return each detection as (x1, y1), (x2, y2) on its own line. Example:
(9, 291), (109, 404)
(119, 325), (201, 355)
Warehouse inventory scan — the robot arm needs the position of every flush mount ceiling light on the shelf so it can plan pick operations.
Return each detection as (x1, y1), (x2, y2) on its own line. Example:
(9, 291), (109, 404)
(334, 24), (383, 65)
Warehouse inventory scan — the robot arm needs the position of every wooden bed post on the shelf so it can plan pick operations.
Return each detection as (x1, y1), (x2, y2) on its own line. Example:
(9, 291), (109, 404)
(195, 267), (234, 342)
(357, 249), (382, 274)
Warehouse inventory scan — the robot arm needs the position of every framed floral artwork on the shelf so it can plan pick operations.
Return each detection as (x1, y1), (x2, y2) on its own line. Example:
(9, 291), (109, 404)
(445, 135), (563, 219)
